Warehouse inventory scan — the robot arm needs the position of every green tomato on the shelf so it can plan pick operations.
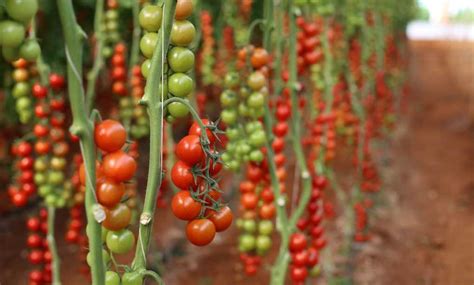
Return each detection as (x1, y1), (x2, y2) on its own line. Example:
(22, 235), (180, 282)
(247, 71), (266, 91)
(167, 101), (189, 118)
(15, 96), (31, 110)
(167, 47), (194, 72)
(34, 157), (48, 172)
(235, 218), (244, 229)
(141, 59), (151, 78)
(102, 46), (113, 58)
(239, 234), (256, 252)
(105, 9), (118, 21)
(140, 32), (158, 58)
(102, 227), (109, 242)
(19, 40), (41, 61)
(106, 21), (119, 32)
(242, 219), (257, 233)
(12, 82), (30, 99)
(220, 90), (238, 107)
(2, 46), (19, 62)
(34, 172), (47, 185)
(170, 20), (195, 47)
(55, 197), (66, 208)
(225, 160), (240, 172)
(86, 249), (110, 267)
(221, 152), (231, 163)
(245, 121), (260, 134)
(236, 143), (251, 155)
(221, 109), (237, 125)
(239, 87), (250, 98)
(48, 171), (64, 186)
(38, 185), (52, 197)
(139, 4), (162, 32)
(106, 229), (135, 254)
(5, 0), (38, 22)
(249, 149), (264, 163)
(50, 157), (66, 171)
(45, 194), (57, 206)
(168, 73), (194, 97)
(247, 92), (265, 108)
(121, 272), (143, 285)
(258, 220), (274, 235)
(226, 128), (240, 140)
(256, 235), (272, 254)
(105, 271), (121, 285)
(224, 72), (240, 89)
(1, 20), (25, 47)
(238, 103), (249, 117)
(249, 130), (266, 147)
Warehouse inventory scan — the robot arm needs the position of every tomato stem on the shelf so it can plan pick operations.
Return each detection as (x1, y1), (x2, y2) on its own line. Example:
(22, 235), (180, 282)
(47, 206), (61, 285)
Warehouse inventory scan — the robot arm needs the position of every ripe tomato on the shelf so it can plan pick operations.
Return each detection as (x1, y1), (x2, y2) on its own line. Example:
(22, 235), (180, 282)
(188, 119), (215, 144)
(246, 164), (263, 182)
(106, 229), (135, 254)
(186, 219), (216, 246)
(259, 203), (276, 219)
(306, 247), (319, 267)
(102, 151), (137, 182)
(290, 266), (308, 282)
(241, 192), (258, 210)
(207, 206), (233, 232)
(168, 73), (194, 97)
(273, 121), (289, 137)
(12, 191), (28, 207)
(65, 230), (79, 243)
(251, 48), (269, 68)
(49, 74), (65, 91)
(171, 160), (197, 190)
(175, 0), (193, 20)
(27, 234), (42, 248)
(171, 191), (201, 220)
(97, 178), (125, 207)
(102, 203), (132, 231)
(121, 272), (143, 285)
(94, 120), (126, 153)
(176, 135), (204, 166)
(26, 217), (40, 231)
(28, 249), (43, 264)
(292, 250), (309, 266)
(289, 233), (307, 252)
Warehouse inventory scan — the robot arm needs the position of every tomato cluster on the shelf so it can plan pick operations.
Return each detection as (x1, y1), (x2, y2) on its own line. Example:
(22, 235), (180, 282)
(9, 140), (35, 206)
(296, 17), (323, 76)
(101, 0), (122, 58)
(11, 59), (35, 123)
(170, 119), (232, 246)
(139, 0), (196, 121)
(0, 0), (40, 62)
(287, 233), (320, 284)
(26, 209), (53, 285)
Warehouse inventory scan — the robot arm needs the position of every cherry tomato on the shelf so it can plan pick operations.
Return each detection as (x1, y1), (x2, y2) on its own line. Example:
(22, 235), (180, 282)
(97, 178), (125, 207)
(105, 271), (121, 285)
(168, 72), (194, 97)
(94, 120), (126, 153)
(170, 20), (195, 47)
(289, 233), (307, 252)
(12, 191), (28, 207)
(121, 272), (143, 285)
(176, 135), (204, 166)
(168, 47), (194, 72)
(1, 21), (25, 47)
(5, 0), (38, 22)
(188, 119), (215, 144)
(140, 32), (158, 58)
(171, 160), (197, 190)
(171, 191), (201, 220)
(102, 151), (137, 182)
(102, 203), (132, 231)
(186, 219), (216, 246)
(138, 5), (162, 32)
(241, 192), (258, 210)
(251, 48), (269, 68)
(208, 206), (233, 232)
(49, 74), (65, 91)
(106, 229), (135, 254)
(175, 0), (193, 20)
(259, 203), (276, 219)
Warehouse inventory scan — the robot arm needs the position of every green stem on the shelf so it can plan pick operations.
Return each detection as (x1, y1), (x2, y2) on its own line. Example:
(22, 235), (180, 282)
(131, 0), (177, 274)
(56, 1), (104, 284)
(85, 0), (106, 113)
(47, 207), (61, 285)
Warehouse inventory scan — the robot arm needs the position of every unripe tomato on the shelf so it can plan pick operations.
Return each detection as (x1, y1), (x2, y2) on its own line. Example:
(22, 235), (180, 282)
(138, 5), (162, 32)
(0, 20), (25, 47)
(167, 101), (189, 118)
(106, 229), (135, 254)
(5, 0), (38, 22)
(102, 203), (132, 231)
(19, 40), (41, 61)
(175, 135), (204, 166)
(105, 271), (121, 285)
(121, 272), (143, 285)
(170, 20), (195, 47)
(168, 73), (194, 97)
(140, 32), (158, 58)
(175, 0), (193, 20)
(167, 47), (194, 72)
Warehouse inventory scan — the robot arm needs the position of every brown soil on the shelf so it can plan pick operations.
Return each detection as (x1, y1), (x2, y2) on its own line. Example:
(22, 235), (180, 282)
(1, 40), (473, 285)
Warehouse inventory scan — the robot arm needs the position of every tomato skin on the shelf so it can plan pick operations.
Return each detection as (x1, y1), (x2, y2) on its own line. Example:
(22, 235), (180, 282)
(290, 266), (308, 282)
(175, 0), (194, 20)
(170, 20), (196, 47)
(94, 120), (127, 153)
(105, 271), (121, 285)
(121, 272), (143, 285)
(176, 135), (204, 166)
(97, 178), (125, 207)
(102, 151), (137, 182)
(171, 191), (201, 220)
(186, 219), (216, 246)
(251, 48), (269, 68)
(208, 206), (233, 232)
(102, 203), (132, 231)
(289, 233), (307, 252)
(188, 119), (215, 144)
(171, 160), (197, 190)
(106, 229), (135, 254)
(138, 5), (163, 32)
(241, 192), (258, 210)
(259, 203), (276, 219)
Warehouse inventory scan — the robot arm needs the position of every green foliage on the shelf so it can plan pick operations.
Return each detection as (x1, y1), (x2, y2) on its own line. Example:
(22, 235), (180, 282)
(450, 9), (474, 24)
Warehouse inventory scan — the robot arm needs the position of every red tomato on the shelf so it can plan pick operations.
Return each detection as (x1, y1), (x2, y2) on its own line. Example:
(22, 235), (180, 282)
(96, 178), (125, 207)
(259, 203), (276, 219)
(171, 160), (197, 190)
(251, 48), (269, 69)
(175, 135), (204, 166)
(102, 203), (132, 231)
(12, 192), (28, 207)
(290, 266), (308, 282)
(186, 219), (216, 246)
(246, 164), (263, 182)
(171, 191), (201, 220)
(94, 120), (127, 153)
(241, 192), (258, 210)
(207, 206), (233, 232)
(289, 233), (307, 252)
(102, 151), (137, 182)
(188, 119), (215, 144)
(49, 73), (65, 90)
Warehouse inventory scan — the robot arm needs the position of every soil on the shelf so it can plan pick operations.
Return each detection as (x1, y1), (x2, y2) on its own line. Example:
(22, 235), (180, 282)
(1, 40), (473, 285)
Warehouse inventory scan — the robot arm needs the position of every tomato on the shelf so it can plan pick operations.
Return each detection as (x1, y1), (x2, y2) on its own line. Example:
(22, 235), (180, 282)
(97, 178), (125, 207)
(273, 121), (289, 137)
(94, 120), (127, 152)
(140, 32), (158, 58)
(241, 192), (258, 210)
(27, 234), (42, 248)
(258, 220), (273, 235)
(2, 46), (19, 61)
(87, 248), (110, 267)
(171, 191), (201, 220)
(49, 74), (65, 90)
(260, 188), (274, 203)
(28, 249), (43, 264)
(65, 229), (79, 243)
(12, 191), (27, 207)
(292, 250), (309, 266)
(259, 203), (276, 219)
(186, 219), (216, 246)
(79, 160), (103, 186)
(249, 130), (266, 147)
(121, 272), (143, 285)
(12, 82), (29, 98)
(105, 271), (121, 285)
(170, 20), (195, 47)
(274, 153), (286, 167)
(290, 266), (308, 282)
(175, 0), (193, 20)
(29, 270), (43, 282)
(106, 229), (135, 254)
(170, 160), (197, 190)
(5, 0), (38, 22)
(306, 247), (319, 267)
(256, 235), (272, 253)
(102, 203), (132, 231)
(238, 234), (256, 252)
(141, 59), (151, 78)
(0, 21), (25, 47)
(276, 104), (291, 121)
(239, 181), (255, 193)
(220, 90), (238, 107)
(19, 40), (41, 61)
(221, 109), (237, 125)
(168, 73), (194, 97)
(26, 217), (40, 231)
(247, 71), (266, 91)
(247, 92), (265, 108)
(168, 47), (194, 72)
(208, 206), (233, 232)
(168, 101), (190, 118)
(251, 48), (269, 68)
(16, 141), (32, 156)
(138, 5), (162, 32)
(176, 135), (204, 166)
(289, 233), (307, 252)
(102, 151), (137, 182)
